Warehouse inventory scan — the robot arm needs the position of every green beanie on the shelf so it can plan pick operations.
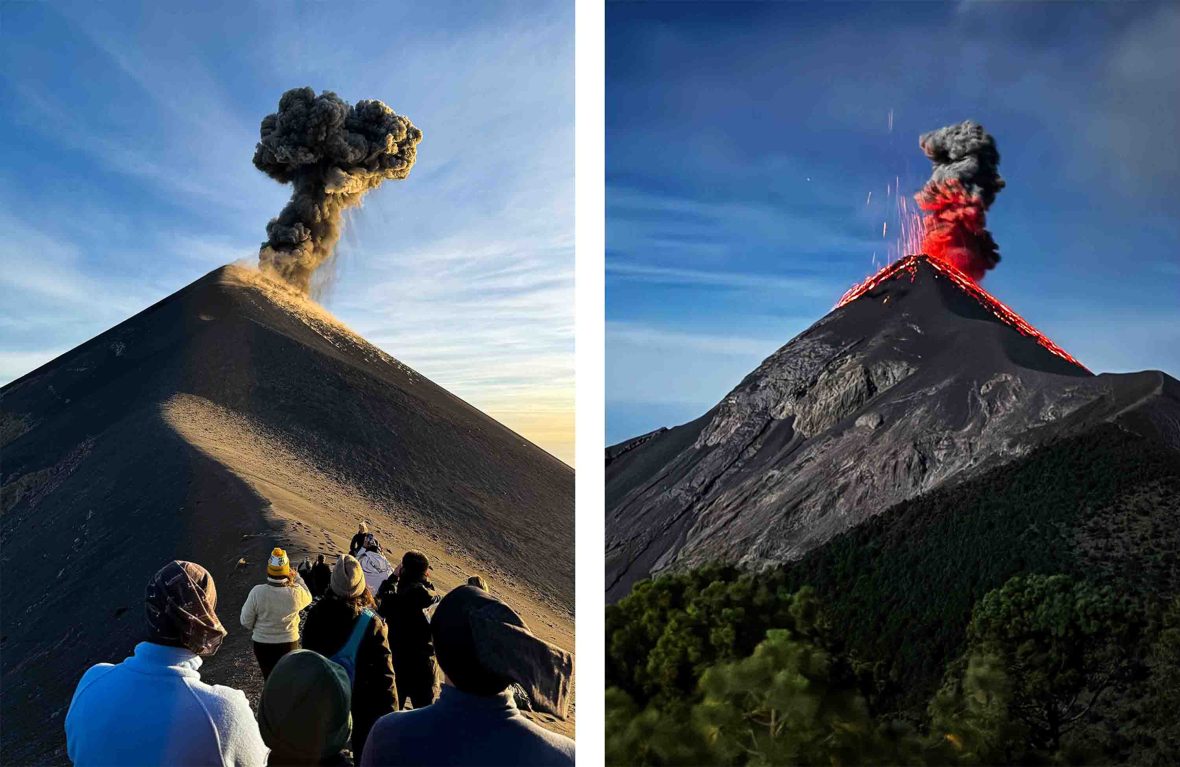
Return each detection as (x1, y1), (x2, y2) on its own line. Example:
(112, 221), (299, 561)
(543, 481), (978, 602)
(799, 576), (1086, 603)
(259, 650), (352, 761)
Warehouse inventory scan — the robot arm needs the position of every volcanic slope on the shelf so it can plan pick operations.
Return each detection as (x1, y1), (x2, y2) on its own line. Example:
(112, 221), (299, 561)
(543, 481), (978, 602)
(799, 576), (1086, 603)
(1, 265), (574, 765)
(606, 255), (1180, 601)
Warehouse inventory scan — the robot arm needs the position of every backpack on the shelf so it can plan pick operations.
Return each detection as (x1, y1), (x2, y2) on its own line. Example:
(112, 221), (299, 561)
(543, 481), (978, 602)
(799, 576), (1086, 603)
(359, 550), (393, 595)
(329, 607), (375, 684)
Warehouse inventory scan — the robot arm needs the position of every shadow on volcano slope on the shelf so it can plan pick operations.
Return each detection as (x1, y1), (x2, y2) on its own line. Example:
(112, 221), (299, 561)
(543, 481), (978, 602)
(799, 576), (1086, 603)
(2, 265), (575, 763)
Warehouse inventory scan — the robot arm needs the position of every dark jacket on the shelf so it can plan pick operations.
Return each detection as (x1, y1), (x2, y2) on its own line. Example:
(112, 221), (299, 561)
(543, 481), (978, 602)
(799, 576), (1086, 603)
(309, 562), (333, 599)
(349, 533), (367, 556)
(301, 595), (398, 762)
(375, 574), (398, 613)
(360, 686), (574, 767)
(379, 579), (439, 664)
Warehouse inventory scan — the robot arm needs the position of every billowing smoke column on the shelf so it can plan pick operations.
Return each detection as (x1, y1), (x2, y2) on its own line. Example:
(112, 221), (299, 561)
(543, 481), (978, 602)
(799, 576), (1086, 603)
(253, 87), (422, 294)
(915, 120), (1005, 282)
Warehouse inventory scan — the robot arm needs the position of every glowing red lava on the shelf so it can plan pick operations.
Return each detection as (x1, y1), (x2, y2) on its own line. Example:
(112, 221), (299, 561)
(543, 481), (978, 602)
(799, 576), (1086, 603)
(835, 254), (1088, 372)
(916, 179), (998, 282)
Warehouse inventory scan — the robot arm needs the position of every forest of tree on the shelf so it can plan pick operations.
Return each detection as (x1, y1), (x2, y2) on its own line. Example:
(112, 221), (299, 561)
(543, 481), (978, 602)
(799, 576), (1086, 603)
(607, 571), (1180, 765)
(606, 427), (1180, 765)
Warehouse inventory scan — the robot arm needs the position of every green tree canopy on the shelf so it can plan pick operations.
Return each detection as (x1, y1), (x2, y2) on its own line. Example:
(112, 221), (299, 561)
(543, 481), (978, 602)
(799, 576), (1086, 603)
(607, 628), (923, 766)
(932, 574), (1145, 761)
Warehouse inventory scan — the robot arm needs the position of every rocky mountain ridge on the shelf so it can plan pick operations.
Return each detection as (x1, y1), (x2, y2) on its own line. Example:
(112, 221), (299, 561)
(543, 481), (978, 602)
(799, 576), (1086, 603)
(605, 255), (1180, 601)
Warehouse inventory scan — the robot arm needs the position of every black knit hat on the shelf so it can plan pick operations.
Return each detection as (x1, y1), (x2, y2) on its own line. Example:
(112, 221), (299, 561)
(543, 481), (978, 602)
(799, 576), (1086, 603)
(401, 550), (430, 581)
(431, 586), (574, 718)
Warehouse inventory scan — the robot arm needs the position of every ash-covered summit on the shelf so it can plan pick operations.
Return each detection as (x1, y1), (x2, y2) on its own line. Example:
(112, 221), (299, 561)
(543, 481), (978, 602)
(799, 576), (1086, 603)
(605, 255), (1180, 601)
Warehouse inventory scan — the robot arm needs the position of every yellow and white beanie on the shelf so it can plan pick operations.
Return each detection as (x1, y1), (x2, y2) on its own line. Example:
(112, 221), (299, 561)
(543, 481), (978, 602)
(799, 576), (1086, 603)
(267, 547), (291, 578)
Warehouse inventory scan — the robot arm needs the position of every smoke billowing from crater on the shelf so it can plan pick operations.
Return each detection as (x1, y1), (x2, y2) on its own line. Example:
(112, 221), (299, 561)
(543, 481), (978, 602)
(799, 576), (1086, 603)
(915, 120), (1005, 281)
(253, 87), (422, 294)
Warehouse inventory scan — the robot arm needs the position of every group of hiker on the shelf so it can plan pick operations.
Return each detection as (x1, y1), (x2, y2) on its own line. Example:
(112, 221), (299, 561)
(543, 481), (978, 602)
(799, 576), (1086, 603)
(64, 523), (575, 766)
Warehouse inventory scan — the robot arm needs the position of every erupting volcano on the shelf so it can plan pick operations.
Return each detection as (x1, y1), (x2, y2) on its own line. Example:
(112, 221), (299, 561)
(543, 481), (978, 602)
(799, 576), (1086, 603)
(837, 254), (1087, 371)
(837, 121), (1083, 369)
(606, 235), (1179, 602)
(852, 121), (1008, 289)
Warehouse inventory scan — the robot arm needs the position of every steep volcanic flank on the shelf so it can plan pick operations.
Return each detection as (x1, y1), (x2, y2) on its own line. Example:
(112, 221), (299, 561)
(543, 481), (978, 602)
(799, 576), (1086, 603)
(1, 265), (574, 764)
(836, 255), (1086, 369)
(605, 254), (1180, 601)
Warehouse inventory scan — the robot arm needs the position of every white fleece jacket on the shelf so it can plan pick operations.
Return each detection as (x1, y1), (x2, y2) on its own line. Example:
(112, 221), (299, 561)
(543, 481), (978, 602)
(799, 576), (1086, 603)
(240, 575), (312, 644)
(66, 642), (267, 767)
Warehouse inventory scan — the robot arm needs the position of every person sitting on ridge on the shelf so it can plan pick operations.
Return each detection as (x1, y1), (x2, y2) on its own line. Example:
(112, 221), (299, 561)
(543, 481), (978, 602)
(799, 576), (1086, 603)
(360, 585), (575, 766)
(379, 550), (441, 710)
(65, 560), (267, 767)
(241, 547), (312, 680)
(302, 555), (397, 763)
(349, 523), (370, 557)
(259, 650), (355, 766)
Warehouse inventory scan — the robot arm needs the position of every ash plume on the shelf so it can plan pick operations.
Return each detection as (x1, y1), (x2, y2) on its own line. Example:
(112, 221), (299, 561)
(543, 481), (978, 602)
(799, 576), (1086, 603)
(915, 120), (1005, 281)
(253, 87), (422, 294)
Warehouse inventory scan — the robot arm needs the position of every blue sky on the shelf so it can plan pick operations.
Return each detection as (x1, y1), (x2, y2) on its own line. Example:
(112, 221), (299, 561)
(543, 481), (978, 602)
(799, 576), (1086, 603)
(606, 0), (1180, 444)
(0, 1), (574, 464)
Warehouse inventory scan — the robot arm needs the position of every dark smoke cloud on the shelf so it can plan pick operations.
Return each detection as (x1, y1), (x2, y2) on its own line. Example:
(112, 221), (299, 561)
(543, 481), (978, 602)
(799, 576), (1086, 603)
(253, 87), (422, 294)
(915, 120), (1005, 281)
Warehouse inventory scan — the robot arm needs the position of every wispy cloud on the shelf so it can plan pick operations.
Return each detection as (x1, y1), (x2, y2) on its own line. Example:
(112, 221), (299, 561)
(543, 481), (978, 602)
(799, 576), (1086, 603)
(608, 261), (838, 298)
(606, 320), (802, 428)
(608, 183), (877, 264)
(608, 321), (781, 357)
(0, 211), (160, 315)
(0, 3), (574, 464)
(0, 350), (66, 384)
(1035, 305), (1180, 376)
(4, 29), (273, 220)
(336, 232), (575, 463)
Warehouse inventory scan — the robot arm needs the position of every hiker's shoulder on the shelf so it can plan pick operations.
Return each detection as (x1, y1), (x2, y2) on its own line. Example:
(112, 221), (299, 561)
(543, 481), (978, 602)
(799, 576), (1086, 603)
(191, 677), (252, 713)
(362, 608), (390, 638)
(515, 716), (576, 760)
(71, 662), (119, 702)
(403, 581), (436, 605)
(367, 706), (438, 744)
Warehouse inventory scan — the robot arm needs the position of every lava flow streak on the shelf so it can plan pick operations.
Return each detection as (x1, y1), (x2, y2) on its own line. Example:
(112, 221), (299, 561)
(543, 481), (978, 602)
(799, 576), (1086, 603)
(835, 254), (1088, 371)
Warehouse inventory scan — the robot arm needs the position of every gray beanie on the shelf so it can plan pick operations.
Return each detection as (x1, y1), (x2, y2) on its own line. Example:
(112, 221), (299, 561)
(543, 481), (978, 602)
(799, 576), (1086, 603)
(330, 555), (365, 598)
